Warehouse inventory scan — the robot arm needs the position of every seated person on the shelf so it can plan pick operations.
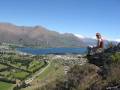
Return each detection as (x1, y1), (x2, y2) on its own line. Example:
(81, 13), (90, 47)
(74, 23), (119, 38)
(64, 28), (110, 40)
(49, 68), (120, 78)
(88, 33), (104, 55)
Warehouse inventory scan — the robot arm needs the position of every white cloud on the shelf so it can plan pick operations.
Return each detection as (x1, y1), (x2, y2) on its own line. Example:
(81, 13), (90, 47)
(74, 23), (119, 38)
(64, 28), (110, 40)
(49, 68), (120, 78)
(91, 36), (96, 39)
(103, 38), (120, 42)
(74, 34), (120, 43)
(74, 34), (85, 39)
(115, 39), (120, 42)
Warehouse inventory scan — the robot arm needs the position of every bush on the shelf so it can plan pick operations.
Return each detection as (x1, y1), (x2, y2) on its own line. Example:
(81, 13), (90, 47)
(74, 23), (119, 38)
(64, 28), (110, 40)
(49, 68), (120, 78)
(111, 52), (120, 63)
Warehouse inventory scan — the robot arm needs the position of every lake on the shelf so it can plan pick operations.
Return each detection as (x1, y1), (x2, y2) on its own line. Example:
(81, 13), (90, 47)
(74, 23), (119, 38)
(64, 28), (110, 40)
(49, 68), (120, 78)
(16, 47), (87, 55)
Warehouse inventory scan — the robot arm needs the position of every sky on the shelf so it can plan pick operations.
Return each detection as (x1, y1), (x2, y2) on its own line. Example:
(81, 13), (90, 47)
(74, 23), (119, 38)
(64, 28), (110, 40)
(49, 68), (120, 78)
(0, 0), (120, 41)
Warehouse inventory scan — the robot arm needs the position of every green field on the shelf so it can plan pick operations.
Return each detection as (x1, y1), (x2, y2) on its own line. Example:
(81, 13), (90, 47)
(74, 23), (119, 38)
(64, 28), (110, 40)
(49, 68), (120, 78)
(28, 61), (45, 72)
(0, 81), (14, 90)
(13, 71), (29, 80)
(0, 53), (48, 90)
(0, 64), (7, 69)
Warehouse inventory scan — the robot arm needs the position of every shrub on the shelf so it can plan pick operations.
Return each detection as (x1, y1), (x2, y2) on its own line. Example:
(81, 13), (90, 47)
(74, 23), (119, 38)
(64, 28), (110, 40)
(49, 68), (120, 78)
(111, 52), (120, 63)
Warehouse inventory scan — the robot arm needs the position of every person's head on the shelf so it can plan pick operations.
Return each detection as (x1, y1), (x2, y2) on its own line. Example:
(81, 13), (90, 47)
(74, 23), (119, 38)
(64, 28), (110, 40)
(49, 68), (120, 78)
(96, 32), (101, 39)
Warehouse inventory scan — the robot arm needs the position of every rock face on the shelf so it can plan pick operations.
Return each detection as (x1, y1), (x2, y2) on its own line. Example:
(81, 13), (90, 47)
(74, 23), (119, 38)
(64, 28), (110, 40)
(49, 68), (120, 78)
(0, 23), (86, 48)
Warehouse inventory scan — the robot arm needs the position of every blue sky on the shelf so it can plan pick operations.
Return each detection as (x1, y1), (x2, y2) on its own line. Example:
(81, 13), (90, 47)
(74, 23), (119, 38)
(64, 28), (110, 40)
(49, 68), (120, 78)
(0, 0), (120, 41)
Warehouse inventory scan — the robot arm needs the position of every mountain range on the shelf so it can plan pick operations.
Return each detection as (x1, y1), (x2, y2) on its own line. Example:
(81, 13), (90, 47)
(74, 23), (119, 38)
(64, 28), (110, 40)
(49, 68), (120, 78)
(0, 23), (87, 48)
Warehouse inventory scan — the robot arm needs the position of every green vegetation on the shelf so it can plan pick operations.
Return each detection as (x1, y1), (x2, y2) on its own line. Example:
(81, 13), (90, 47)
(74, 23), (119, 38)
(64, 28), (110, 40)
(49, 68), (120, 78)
(13, 71), (29, 80)
(111, 52), (120, 63)
(28, 61), (45, 73)
(0, 64), (7, 69)
(0, 81), (14, 90)
(0, 53), (48, 90)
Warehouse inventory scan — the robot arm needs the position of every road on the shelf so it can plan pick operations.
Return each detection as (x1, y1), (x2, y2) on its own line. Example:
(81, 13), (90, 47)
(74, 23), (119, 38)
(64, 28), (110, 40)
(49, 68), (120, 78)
(25, 61), (50, 84)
